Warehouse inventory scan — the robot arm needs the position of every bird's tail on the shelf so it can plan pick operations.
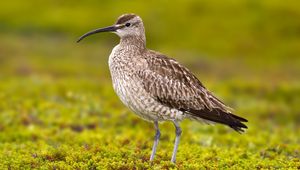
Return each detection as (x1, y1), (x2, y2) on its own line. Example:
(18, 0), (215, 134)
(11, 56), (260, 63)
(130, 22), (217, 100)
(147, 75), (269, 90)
(188, 108), (248, 133)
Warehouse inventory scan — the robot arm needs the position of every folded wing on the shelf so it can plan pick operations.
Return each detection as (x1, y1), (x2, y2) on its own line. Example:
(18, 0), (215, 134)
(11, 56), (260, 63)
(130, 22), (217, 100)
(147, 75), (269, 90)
(138, 51), (247, 132)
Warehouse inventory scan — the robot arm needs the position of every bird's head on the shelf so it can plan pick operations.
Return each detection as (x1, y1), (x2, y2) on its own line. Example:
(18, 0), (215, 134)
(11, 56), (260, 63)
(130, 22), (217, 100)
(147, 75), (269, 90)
(77, 14), (145, 43)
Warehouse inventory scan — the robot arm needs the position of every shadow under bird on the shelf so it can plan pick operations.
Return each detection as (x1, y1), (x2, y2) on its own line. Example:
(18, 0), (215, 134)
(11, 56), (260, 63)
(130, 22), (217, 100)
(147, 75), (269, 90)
(77, 13), (248, 163)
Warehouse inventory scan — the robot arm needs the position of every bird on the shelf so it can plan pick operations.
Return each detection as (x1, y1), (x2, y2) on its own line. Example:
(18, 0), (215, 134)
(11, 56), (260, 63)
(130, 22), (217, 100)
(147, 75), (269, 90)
(77, 13), (247, 163)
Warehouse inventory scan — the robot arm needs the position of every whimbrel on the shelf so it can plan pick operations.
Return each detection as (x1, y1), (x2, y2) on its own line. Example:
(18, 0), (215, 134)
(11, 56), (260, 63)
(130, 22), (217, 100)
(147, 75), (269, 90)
(77, 14), (247, 163)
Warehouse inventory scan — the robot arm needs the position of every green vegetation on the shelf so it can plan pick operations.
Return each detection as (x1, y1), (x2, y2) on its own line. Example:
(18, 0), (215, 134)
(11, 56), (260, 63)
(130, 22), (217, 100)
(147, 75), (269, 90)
(0, 0), (299, 169)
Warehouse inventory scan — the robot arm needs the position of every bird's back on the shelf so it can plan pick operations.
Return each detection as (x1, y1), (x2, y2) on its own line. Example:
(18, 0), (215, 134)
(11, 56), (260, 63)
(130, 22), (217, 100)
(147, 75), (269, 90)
(139, 49), (248, 132)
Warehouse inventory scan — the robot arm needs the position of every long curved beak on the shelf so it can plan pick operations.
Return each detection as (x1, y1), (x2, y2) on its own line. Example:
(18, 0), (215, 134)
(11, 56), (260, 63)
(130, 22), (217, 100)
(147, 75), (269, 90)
(77, 25), (120, 43)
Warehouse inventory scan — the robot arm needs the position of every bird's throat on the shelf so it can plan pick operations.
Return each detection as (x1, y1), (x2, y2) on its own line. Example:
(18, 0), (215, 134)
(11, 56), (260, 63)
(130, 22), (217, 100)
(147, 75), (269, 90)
(120, 36), (146, 50)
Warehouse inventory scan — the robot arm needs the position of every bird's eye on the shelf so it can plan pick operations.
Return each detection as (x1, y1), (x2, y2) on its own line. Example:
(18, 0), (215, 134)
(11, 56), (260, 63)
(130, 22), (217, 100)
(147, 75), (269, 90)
(125, 23), (131, 27)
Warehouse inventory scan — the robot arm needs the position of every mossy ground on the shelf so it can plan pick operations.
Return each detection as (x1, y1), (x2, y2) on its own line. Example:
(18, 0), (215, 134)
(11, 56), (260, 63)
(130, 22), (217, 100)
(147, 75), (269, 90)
(1, 1), (300, 169)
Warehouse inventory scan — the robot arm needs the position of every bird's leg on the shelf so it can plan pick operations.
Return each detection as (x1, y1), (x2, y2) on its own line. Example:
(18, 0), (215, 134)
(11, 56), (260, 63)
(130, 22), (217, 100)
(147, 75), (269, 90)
(150, 121), (160, 161)
(171, 121), (182, 163)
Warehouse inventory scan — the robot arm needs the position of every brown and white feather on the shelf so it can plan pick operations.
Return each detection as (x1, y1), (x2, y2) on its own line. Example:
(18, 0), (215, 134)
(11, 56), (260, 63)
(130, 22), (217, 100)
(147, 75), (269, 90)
(108, 14), (247, 132)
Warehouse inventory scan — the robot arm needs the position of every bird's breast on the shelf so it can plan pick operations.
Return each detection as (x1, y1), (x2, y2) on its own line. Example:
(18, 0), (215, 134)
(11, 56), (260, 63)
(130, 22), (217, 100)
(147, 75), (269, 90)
(107, 45), (185, 122)
(108, 45), (142, 105)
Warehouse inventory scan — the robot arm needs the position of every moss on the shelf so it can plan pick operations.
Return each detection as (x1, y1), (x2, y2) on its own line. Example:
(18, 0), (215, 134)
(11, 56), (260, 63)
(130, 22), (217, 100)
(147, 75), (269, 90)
(1, 0), (300, 169)
(0, 56), (299, 169)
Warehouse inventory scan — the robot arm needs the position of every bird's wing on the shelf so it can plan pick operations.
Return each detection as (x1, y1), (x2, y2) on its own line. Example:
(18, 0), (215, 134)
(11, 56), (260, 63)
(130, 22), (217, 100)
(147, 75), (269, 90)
(138, 50), (247, 132)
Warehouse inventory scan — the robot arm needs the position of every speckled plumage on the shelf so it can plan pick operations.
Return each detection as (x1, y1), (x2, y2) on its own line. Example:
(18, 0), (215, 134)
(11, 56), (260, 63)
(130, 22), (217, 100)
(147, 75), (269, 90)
(109, 44), (186, 122)
(78, 13), (248, 163)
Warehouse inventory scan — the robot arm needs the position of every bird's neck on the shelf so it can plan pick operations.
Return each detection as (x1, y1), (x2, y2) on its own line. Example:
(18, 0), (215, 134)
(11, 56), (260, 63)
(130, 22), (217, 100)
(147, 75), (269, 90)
(120, 36), (146, 51)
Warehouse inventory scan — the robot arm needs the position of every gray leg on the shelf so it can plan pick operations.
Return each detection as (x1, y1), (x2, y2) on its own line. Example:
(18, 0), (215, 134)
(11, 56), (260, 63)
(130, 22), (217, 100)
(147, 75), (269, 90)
(171, 121), (182, 163)
(150, 121), (160, 161)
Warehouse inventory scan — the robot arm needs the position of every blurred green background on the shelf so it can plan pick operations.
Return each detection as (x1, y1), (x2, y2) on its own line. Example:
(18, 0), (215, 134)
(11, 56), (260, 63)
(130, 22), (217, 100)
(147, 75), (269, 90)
(0, 0), (299, 169)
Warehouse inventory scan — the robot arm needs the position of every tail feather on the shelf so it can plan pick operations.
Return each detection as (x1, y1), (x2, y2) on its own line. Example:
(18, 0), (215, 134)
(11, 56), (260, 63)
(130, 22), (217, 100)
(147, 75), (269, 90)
(187, 108), (248, 133)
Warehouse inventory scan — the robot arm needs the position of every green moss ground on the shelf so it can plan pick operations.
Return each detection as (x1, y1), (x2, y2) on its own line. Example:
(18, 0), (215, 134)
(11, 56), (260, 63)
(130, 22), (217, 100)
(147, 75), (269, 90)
(1, 1), (300, 169)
